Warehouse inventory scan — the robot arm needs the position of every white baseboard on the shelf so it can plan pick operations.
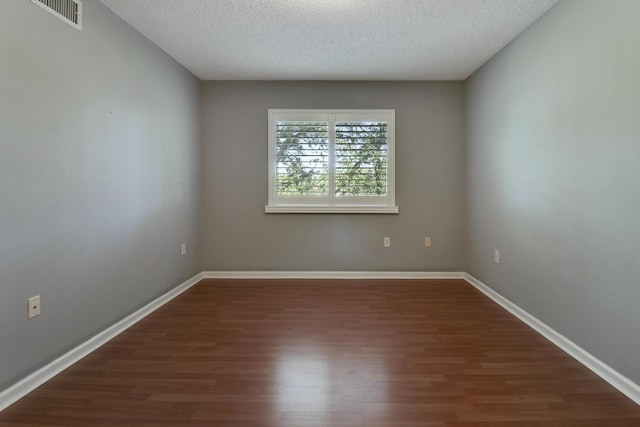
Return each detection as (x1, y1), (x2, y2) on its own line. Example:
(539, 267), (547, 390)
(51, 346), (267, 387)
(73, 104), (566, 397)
(3, 271), (638, 412)
(464, 273), (640, 406)
(0, 272), (204, 412)
(202, 271), (466, 280)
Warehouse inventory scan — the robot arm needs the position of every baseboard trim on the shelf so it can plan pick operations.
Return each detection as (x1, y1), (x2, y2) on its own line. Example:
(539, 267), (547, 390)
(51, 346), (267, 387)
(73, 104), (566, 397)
(202, 271), (466, 280)
(464, 273), (640, 406)
(0, 272), (204, 412)
(3, 271), (638, 412)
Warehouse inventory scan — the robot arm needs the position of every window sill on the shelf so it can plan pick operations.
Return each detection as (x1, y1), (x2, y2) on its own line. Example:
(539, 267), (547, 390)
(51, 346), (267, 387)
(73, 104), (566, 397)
(265, 205), (399, 214)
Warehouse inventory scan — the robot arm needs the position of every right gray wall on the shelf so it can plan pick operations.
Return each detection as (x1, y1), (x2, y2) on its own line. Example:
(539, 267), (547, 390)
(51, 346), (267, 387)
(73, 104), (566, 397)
(466, 0), (640, 383)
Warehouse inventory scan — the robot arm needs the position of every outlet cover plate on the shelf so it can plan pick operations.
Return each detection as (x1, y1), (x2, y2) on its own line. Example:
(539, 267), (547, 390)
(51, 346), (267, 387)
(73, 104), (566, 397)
(28, 295), (41, 319)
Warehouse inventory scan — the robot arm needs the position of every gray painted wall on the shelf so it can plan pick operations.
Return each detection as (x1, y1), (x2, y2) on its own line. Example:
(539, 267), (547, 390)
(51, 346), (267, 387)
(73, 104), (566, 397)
(201, 81), (466, 271)
(6, 0), (637, 399)
(466, 0), (640, 383)
(0, 0), (201, 389)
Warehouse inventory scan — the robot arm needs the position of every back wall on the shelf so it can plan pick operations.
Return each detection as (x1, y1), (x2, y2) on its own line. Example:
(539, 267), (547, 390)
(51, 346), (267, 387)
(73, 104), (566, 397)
(201, 81), (466, 271)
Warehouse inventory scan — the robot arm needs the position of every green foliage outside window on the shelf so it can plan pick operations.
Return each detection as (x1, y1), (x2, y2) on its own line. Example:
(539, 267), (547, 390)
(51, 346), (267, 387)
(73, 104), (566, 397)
(276, 121), (388, 196)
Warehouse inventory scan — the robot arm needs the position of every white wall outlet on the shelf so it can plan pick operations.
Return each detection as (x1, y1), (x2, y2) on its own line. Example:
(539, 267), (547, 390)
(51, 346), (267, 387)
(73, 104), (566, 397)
(424, 237), (432, 247)
(383, 237), (391, 248)
(28, 296), (41, 319)
(181, 243), (187, 256)
(494, 250), (500, 264)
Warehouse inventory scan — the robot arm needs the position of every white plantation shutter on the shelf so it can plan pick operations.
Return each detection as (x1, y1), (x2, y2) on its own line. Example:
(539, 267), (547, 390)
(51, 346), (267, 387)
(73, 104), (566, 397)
(275, 121), (329, 196)
(335, 121), (388, 196)
(267, 110), (397, 213)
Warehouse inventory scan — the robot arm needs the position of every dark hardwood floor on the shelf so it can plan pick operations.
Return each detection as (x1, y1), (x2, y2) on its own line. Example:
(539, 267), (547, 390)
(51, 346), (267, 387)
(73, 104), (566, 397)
(1, 279), (639, 426)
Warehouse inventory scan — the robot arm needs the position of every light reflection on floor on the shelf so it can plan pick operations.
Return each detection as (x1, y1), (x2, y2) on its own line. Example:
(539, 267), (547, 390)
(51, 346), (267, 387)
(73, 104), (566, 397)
(275, 345), (388, 415)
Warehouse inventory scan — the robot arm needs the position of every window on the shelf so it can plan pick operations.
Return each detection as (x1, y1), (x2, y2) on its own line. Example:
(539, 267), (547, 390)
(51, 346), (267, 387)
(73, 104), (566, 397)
(266, 109), (397, 213)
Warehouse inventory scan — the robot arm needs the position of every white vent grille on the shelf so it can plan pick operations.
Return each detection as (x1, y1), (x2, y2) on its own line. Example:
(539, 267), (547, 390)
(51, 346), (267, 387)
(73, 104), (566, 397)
(31, 0), (82, 30)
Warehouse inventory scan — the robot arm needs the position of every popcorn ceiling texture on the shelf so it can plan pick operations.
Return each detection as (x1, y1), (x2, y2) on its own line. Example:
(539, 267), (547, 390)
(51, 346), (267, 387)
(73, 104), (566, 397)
(101, 0), (559, 80)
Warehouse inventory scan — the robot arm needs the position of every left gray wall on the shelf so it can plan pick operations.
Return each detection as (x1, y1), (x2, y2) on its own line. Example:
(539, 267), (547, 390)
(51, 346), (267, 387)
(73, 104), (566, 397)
(0, 0), (201, 389)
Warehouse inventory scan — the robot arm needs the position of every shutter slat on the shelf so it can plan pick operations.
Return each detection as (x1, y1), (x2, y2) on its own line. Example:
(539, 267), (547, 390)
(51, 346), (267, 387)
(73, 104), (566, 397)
(275, 121), (329, 196)
(335, 121), (388, 196)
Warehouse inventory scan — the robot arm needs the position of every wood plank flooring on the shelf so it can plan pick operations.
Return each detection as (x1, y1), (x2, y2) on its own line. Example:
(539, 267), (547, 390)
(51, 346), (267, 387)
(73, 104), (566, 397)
(1, 279), (639, 426)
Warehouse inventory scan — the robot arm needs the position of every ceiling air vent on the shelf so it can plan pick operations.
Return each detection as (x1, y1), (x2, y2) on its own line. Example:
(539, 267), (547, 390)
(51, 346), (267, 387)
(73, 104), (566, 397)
(30, 0), (82, 31)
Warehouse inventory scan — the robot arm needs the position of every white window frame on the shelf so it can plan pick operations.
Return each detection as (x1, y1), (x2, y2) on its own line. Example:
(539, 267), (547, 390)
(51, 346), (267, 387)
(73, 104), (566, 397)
(266, 109), (398, 214)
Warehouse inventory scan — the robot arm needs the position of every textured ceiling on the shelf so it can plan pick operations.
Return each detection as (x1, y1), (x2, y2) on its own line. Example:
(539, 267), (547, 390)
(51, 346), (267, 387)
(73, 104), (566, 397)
(100, 0), (559, 81)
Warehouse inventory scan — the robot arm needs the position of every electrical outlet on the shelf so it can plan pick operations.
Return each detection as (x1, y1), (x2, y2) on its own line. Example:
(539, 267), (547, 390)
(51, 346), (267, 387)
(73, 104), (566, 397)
(383, 237), (391, 248)
(181, 243), (187, 256)
(424, 237), (432, 247)
(494, 250), (500, 264)
(28, 296), (41, 319)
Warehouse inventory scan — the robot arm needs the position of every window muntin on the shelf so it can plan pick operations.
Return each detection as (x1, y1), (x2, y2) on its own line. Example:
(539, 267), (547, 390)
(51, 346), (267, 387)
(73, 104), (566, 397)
(267, 109), (397, 213)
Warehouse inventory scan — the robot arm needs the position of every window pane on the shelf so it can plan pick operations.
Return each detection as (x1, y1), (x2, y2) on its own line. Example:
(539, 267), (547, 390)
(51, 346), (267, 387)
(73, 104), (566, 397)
(276, 121), (329, 196)
(335, 121), (388, 196)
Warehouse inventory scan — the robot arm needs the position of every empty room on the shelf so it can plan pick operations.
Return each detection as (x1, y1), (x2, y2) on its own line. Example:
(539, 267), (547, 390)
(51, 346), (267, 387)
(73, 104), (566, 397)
(1, 0), (639, 425)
